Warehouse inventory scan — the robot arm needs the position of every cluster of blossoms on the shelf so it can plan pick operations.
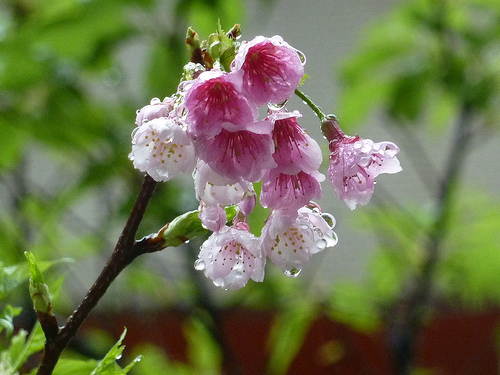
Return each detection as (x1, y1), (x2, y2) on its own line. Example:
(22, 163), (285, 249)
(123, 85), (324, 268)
(129, 27), (401, 290)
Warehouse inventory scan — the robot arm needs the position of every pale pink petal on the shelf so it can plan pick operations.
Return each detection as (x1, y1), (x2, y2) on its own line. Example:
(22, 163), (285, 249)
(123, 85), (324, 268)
(198, 202), (227, 233)
(195, 224), (265, 290)
(194, 160), (252, 206)
(322, 117), (402, 210)
(261, 204), (337, 277)
(260, 169), (324, 210)
(129, 117), (196, 182)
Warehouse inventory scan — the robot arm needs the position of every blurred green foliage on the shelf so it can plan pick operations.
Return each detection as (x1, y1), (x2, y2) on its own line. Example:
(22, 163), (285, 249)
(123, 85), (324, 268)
(338, 0), (500, 132)
(1, 0), (316, 373)
(1, 0), (499, 373)
(331, 0), (500, 336)
(0, 0), (247, 308)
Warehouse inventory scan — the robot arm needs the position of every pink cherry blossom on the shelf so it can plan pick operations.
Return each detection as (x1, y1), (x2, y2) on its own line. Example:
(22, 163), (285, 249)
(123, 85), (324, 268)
(195, 128), (277, 182)
(195, 223), (265, 290)
(184, 69), (257, 137)
(198, 202), (227, 233)
(269, 110), (322, 174)
(129, 117), (196, 182)
(232, 35), (304, 106)
(194, 159), (255, 207)
(261, 204), (337, 277)
(323, 117), (402, 210)
(260, 169), (324, 210)
(135, 97), (176, 126)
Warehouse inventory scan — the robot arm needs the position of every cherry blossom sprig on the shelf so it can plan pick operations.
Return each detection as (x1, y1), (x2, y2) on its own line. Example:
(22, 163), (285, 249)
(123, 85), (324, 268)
(128, 24), (402, 289)
(297, 89), (403, 210)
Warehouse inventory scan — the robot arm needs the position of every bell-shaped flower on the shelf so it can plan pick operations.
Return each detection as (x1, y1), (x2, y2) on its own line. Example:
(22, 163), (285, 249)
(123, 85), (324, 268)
(268, 110), (322, 174)
(194, 160), (256, 231)
(194, 159), (255, 207)
(195, 223), (265, 290)
(323, 117), (402, 210)
(260, 169), (324, 210)
(198, 202), (227, 233)
(135, 97), (176, 126)
(261, 204), (337, 278)
(184, 69), (257, 138)
(195, 127), (277, 182)
(232, 35), (304, 106)
(129, 117), (196, 182)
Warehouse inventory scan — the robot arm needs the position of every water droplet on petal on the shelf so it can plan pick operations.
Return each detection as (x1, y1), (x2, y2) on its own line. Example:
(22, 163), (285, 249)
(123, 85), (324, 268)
(284, 267), (301, 278)
(313, 227), (324, 238)
(296, 49), (307, 65)
(131, 126), (140, 139)
(324, 233), (338, 247)
(315, 238), (327, 250)
(321, 213), (336, 229)
(194, 259), (206, 271)
(268, 100), (288, 111)
(213, 278), (225, 288)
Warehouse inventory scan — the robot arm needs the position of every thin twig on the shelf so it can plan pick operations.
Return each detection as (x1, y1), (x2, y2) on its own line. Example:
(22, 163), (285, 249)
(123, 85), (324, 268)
(36, 174), (158, 375)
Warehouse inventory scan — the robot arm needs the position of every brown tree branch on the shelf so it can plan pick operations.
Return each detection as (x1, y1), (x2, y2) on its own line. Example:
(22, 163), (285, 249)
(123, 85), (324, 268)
(36, 174), (158, 375)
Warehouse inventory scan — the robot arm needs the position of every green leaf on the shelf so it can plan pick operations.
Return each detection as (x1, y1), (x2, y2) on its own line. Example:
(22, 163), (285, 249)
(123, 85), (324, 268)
(438, 192), (500, 307)
(0, 305), (22, 338)
(0, 263), (29, 301)
(53, 359), (99, 375)
(146, 39), (187, 98)
(265, 301), (316, 375)
(130, 344), (192, 375)
(1, 323), (46, 373)
(90, 328), (142, 375)
(0, 258), (72, 301)
(185, 317), (221, 374)
(329, 283), (381, 333)
(298, 73), (310, 87)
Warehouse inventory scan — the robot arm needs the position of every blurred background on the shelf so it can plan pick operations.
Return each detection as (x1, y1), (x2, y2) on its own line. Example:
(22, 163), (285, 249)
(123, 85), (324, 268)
(1, 0), (500, 374)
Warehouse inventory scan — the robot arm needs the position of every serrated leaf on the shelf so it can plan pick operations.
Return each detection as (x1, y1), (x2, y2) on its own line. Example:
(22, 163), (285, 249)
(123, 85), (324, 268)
(1, 323), (45, 373)
(53, 358), (99, 375)
(90, 328), (141, 375)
